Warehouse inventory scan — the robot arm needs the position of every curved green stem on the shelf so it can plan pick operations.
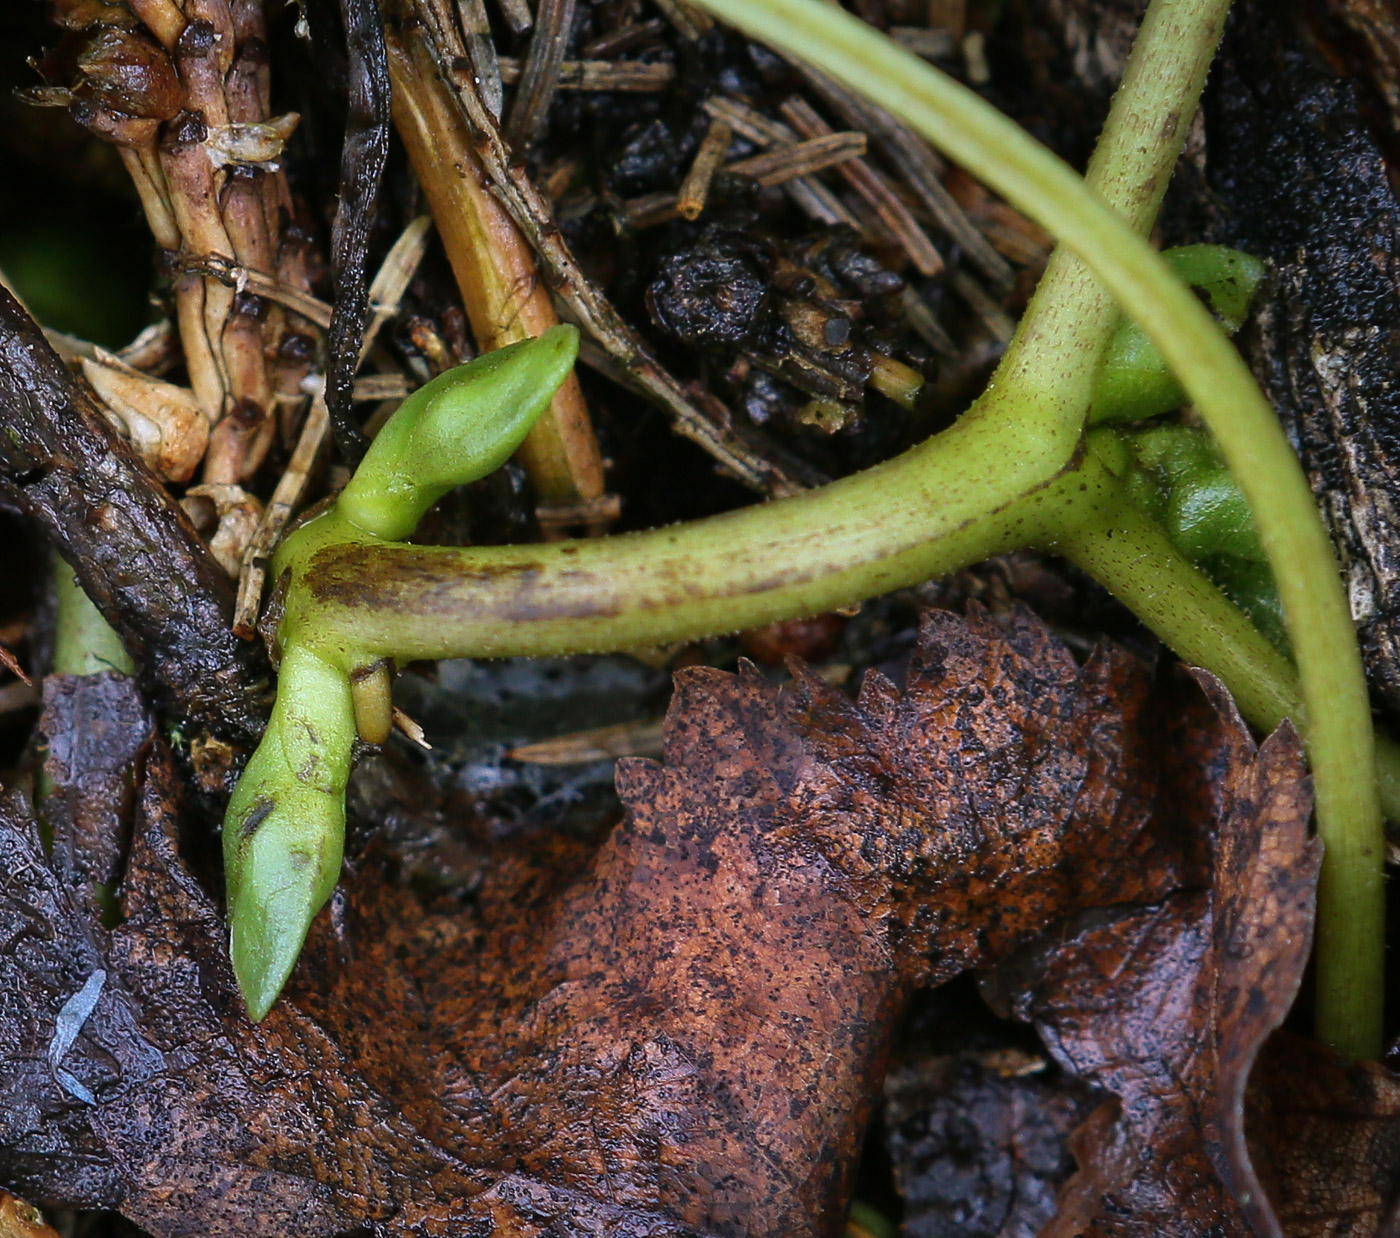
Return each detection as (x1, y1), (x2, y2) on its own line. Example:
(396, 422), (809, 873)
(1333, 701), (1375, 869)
(289, 417), (1059, 666)
(291, 0), (1225, 669)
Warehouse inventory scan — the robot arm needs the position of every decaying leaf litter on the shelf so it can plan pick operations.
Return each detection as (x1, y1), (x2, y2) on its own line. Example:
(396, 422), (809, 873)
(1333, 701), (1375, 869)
(3, 0), (1400, 1234)
(0, 610), (1336, 1235)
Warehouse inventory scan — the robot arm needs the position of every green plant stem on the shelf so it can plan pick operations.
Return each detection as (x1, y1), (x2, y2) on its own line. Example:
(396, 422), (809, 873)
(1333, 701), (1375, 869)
(1053, 463), (1400, 829)
(290, 426), (1045, 665)
(289, 0), (1225, 669)
(686, 0), (1382, 1059)
(988, 0), (1229, 433)
(1055, 436), (1299, 730)
(53, 556), (135, 678)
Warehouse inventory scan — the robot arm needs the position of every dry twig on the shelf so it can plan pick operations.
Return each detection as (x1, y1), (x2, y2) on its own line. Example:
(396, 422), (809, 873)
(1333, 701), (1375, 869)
(779, 96), (945, 277)
(503, 0), (578, 149)
(496, 57), (676, 90)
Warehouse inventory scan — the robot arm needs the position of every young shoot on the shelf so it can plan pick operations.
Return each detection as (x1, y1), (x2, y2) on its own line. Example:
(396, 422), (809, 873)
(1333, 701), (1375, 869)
(224, 0), (1389, 1058)
(224, 326), (578, 1019)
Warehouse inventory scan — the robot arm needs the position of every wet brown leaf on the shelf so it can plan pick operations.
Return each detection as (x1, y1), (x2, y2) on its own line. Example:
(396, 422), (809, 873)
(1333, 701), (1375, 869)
(882, 1045), (1096, 1238)
(0, 609), (1267, 1236)
(1246, 1031), (1400, 1237)
(986, 674), (1319, 1238)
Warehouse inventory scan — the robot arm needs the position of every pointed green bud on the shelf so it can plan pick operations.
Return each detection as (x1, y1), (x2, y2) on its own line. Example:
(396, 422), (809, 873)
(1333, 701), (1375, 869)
(338, 324), (580, 540)
(223, 644), (355, 1020)
(1091, 245), (1266, 425)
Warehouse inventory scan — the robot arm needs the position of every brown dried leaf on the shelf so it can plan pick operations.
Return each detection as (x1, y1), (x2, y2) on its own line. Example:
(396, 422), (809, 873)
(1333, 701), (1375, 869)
(1246, 1031), (1400, 1237)
(79, 354), (210, 485)
(0, 609), (1260, 1236)
(986, 674), (1319, 1238)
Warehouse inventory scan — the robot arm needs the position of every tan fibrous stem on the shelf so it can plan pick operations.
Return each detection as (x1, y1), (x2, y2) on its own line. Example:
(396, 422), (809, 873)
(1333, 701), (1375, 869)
(386, 21), (610, 528)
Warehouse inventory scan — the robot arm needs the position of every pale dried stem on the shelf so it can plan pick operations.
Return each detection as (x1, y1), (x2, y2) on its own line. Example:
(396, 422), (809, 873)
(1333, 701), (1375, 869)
(179, 254), (332, 329)
(702, 96), (865, 230)
(360, 216), (434, 363)
(205, 309), (276, 483)
(652, 0), (714, 40)
(455, 0), (506, 117)
(160, 130), (237, 429)
(504, 0), (577, 149)
(388, 27), (609, 517)
(118, 144), (180, 249)
(626, 128), (869, 228)
(352, 374), (411, 401)
(224, 16), (291, 348)
(580, 18), (664, 56)
(493, 0), (534, 35)
(127, 0), (186, 48)
(728, 131), (866, 186)
(508, 716), (666, 763)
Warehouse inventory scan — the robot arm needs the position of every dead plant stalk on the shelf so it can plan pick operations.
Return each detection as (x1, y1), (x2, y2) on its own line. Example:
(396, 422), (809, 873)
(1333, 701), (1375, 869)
(386, 26), (609, 526)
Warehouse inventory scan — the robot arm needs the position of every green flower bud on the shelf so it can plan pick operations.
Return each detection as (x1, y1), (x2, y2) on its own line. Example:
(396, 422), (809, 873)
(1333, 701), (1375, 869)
(337, 324), (580, 540)
(224, 327), (578, 1019)
(1090, 245), (1266, 425)
(223, 644), (354, 1020)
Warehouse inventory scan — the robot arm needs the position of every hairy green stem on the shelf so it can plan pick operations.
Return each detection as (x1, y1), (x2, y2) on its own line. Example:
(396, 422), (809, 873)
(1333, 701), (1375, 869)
(989, 0), (1229, 429)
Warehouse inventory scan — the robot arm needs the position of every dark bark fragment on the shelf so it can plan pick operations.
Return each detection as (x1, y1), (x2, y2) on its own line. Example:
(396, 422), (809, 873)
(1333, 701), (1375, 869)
(325, 0), (391, 465)
(1198, 0), (1400, 712)
(0, 288), (268, 745)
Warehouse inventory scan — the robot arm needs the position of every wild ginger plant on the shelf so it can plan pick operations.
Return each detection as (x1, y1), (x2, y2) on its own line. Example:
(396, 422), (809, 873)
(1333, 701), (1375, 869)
(226, 0), (1392, 1060)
